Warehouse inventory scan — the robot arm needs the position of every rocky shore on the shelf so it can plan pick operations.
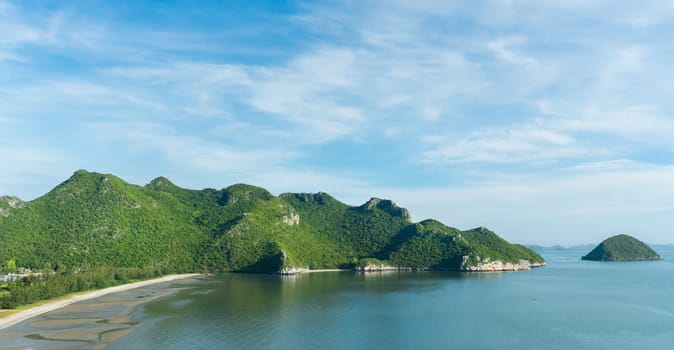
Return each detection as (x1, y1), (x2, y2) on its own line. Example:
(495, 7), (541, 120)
(353, 263), (413, 272)
(459, 258), (547, 272)
(279, 258), (546, 274)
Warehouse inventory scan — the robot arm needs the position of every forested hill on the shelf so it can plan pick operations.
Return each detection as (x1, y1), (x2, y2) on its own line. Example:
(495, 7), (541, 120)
(582, 234), (661, 261)
(0, 170), (544, 273)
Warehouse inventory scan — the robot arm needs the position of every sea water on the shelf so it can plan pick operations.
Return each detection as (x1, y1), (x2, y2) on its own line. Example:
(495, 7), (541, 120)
(3, 247), (674, 349)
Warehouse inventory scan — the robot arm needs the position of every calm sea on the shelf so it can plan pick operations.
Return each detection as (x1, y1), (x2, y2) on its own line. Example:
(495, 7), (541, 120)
(3, 247), (674, 349)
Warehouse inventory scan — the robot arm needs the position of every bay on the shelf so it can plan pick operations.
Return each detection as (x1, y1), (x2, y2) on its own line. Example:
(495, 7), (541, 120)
(3, 247), (674, 349)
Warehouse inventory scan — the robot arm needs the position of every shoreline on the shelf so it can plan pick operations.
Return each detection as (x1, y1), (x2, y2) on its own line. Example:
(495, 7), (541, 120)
(300, 269), (353, 274)
(302, 269), (351, 273)
(0, 273), (201, 331)
(281, 263), (547, 274)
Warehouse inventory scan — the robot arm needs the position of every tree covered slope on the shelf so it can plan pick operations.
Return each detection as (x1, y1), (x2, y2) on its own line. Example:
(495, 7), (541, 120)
(582, 234), (661, 261)
(0, 170), (544, 273)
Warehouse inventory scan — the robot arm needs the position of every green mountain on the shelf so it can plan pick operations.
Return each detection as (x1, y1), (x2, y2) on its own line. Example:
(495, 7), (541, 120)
(582, 234), (661, 261)
(0, 170), (544, 273)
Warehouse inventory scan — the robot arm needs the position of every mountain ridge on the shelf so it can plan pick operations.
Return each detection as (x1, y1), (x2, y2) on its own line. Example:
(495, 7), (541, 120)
(0, 170), (544, 274)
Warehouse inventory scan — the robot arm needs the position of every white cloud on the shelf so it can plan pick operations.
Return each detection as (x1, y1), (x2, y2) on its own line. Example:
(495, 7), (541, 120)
(376, 162), (674, 245)
(561, 106), (674, 143)
(421, 121), (580, 164)
(0, 114), (75, 200)
(85, 121), (294, 172)
(104, 63), (252, 86)
(0, 79), (169, 121)
(562, 159), (648, 173)
(0, 20), (41, 46)
(247, 48), (365, 141)
(3, 0), (674, 248)
(0, 50), (25, 62)
(92, 42), (484, 141)
(487, 36), (537, 66)
(0, 136), (74, 199)
(83, 120), (372, 200)
(422, 102), (674, 165)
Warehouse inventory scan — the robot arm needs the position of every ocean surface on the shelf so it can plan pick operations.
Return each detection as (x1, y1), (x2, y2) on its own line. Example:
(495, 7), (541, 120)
(2, 246), (674, 349)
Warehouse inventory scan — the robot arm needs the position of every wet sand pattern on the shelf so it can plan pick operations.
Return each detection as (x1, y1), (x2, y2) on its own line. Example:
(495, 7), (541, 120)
(0, 277), (200, 349)
(30, 318), (100, 328)
(100, 328), (134, 342)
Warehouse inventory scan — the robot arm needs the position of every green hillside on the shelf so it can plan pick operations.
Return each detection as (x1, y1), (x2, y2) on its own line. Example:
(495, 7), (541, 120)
(582, 234), (661, 261)
(0, 170), (204, 271)
(0, 170), (544, 274)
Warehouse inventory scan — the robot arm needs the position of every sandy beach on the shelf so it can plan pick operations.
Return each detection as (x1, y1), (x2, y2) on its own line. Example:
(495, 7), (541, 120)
(0, 274), (201, 331)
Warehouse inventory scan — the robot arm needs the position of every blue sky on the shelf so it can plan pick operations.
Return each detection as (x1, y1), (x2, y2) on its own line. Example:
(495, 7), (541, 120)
(2, 1), (674, 245)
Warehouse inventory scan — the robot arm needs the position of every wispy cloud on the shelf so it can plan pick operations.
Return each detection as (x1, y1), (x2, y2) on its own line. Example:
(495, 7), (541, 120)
(421, 121), (580, 164)
(560, 106), (674, 144)
(379, 162), (674, 245)
(561, 159), (649, 173)
(3, 1), (674, 245)
(82, 120), (371, 200)
(487, 36), (537, 66)
(0, 18), (40, 47)
(0, 119), (74, 198)
(421, 103), (674, 166)
(84, 121), (292, 169)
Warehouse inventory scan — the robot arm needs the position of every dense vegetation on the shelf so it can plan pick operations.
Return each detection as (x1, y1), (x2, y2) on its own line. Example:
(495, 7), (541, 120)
(0, 170), (544, 276)
(0, 267), (165, 309)
(582, 234), (661, 261)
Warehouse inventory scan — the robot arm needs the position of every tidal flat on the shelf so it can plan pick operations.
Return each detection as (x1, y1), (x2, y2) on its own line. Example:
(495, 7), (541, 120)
(0, 277), (203, 349)
(3, 248), (674, 350)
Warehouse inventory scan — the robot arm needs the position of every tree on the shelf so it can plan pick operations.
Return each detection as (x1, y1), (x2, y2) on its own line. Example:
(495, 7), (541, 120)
(4, 259), (17, 274)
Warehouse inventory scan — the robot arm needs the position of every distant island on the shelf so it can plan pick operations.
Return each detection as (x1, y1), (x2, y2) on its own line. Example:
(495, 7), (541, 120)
(581, 234), (661, 261)
(1, 170), (544, 275)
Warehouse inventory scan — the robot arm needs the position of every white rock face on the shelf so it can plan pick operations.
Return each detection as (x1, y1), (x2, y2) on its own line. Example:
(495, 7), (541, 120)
(356, 263), (394, 272)
(354, 263), (413, 272)
(282, 213), (300, 225)
(278, 266), (309, 275)
(460, 256), (546, 271)
(1, 196), (24, 209)
(0, 196), (25, 217)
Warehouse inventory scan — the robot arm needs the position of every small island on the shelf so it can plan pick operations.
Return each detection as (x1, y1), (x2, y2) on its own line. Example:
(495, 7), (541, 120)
(582, 234), (661, 261)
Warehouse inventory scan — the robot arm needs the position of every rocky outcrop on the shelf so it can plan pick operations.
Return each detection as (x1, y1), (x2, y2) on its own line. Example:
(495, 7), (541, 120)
(1, 196), (25, 209)
(354, 258), (546, 272)
(220, 184), (274, 206)
(282, 192), (336, 205)
(282, 212), (300, 225)
(459, 256), (546, 271)
(359, 198), (411, 221)
(0, 196), (25, 218)
(277, 266), (309, 275)
(354, 263), (413, 272)
(277, 250), (308, 274)
(145, 176), (175, 190)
